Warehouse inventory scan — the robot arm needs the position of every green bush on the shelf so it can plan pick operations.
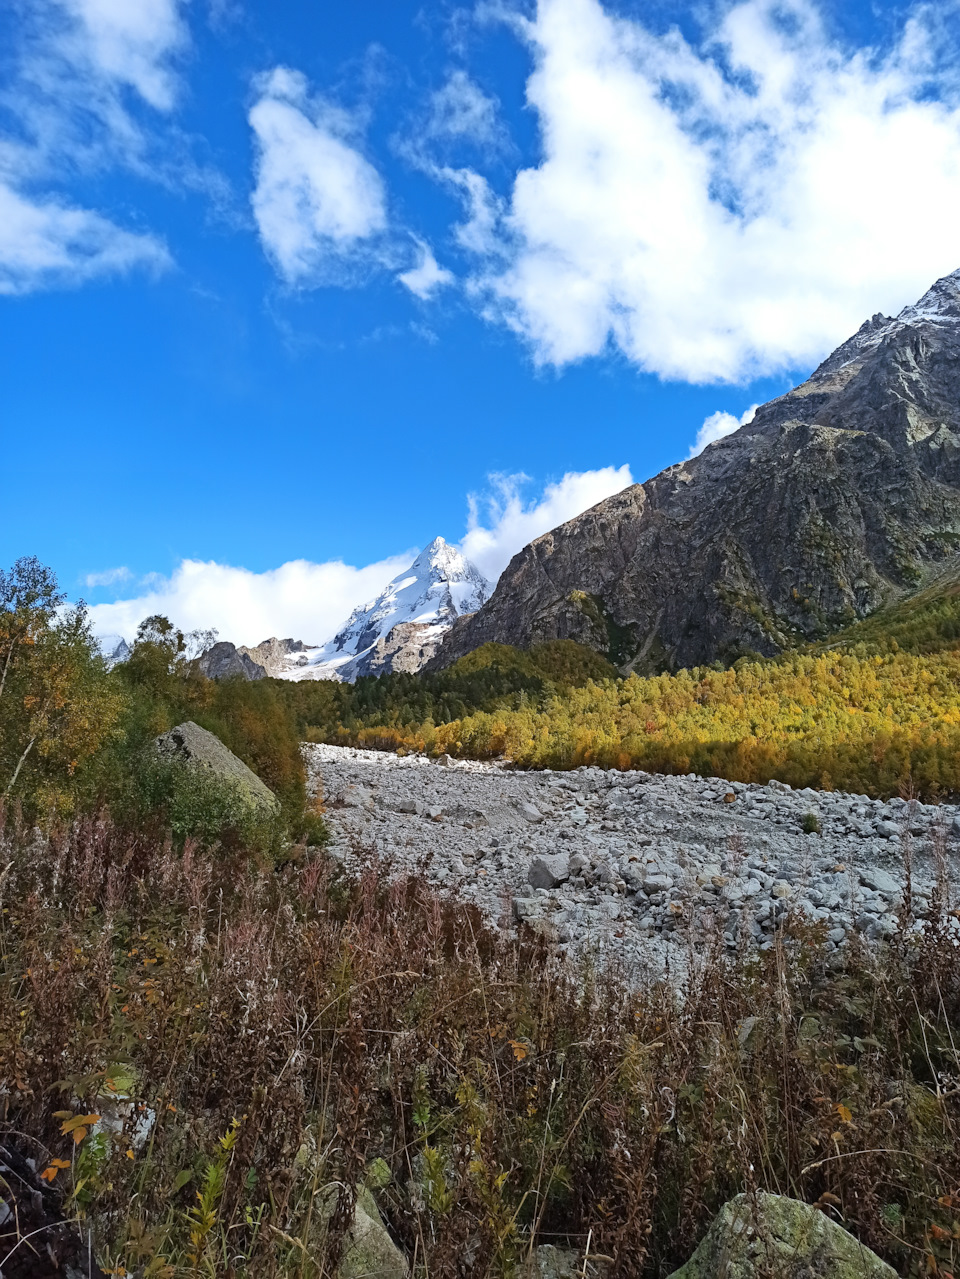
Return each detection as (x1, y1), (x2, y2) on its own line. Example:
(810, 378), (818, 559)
(121, 754), (285, 854)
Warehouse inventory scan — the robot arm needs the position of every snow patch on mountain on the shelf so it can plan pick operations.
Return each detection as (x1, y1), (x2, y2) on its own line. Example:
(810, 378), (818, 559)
(97, 635), (131, 668)
(259, 537), (490, 682)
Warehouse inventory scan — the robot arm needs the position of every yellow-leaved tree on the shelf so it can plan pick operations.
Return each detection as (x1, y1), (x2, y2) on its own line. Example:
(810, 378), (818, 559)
(0, 557), (125, 815)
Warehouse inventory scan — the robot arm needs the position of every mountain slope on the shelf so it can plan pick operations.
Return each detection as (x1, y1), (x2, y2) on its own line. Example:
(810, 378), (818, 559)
(255, 537), (490, 682)
(434, 270), (960, 673)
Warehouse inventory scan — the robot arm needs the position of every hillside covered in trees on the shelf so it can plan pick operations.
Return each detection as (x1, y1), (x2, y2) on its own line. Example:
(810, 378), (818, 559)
(279, 564), (960, 800)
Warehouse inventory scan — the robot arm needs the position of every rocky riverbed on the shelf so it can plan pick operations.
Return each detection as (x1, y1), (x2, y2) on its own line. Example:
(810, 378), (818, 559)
(307, 744), (960, 972)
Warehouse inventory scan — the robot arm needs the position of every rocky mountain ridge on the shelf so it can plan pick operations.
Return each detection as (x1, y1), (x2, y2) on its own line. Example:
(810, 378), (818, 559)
(434, 269), (960, 672)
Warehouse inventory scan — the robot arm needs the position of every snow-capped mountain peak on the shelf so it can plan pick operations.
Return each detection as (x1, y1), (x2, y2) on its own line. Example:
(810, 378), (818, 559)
(268, 537), (491, 682)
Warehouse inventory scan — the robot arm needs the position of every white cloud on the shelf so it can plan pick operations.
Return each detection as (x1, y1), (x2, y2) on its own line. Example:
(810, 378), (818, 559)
(425, 71), (503, 147)
(0, 181), (171, 294)
(397, 237), (454, 299)
(0, 0), (188, 294)
(84, 565), (133, 587)
(249, 67), (388, 283)
(460, 465), (633, 583)
(57, 0), (189, 110)
(86, 552), (416, 646)
(443, 167), (505, 256)
(466, 0), (960, 382)
(688, 403), (757, 458)
(86, 469), (636, 643)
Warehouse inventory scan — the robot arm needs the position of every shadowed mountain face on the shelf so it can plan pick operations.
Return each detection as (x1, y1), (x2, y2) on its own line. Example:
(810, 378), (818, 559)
(434, 270), (960, 673)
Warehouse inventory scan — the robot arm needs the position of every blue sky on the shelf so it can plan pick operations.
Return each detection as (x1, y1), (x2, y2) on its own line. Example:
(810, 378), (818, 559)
(4, 0), (960, 645)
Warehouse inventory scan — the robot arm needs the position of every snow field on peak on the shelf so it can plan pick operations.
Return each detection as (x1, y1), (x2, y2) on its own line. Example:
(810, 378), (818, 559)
(273, 537), (490, 683)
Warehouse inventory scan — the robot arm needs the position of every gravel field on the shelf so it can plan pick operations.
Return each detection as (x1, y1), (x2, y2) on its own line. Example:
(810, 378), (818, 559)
(307, 743), (960, 974)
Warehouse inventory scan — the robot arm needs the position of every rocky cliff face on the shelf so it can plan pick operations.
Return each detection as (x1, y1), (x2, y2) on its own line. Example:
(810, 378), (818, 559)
(194, 642), (267, 681)
(435, 270), (960, 672)
(238, 637), (316, 677)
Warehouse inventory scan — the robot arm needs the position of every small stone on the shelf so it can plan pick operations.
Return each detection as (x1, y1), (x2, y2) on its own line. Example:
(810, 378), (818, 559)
(521, 801), (544, 823)
(772, 881), (793, 899)
(859, 867), (901, 896)
(528, 853), (571, 890)
(513, 897), (540, 920)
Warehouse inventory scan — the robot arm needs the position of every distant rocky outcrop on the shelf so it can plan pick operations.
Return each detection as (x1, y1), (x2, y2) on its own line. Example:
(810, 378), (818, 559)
(194, 641), (267, 681)
(238, 636), (316, 676)
(155, 721), (278, 813)
(667, 1192), (897, 1278)
(434, 269), (960, 673)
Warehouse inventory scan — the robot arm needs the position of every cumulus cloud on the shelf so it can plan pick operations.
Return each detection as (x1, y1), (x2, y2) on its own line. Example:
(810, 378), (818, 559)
(397, 237), (454, 299)
(0, 182), (170, 294)
(0, 0), (187, 293)
(688, 404), (758, 458)
(465, 0), (960, 382)
(86, 552), (416, 646)
(460, 465), (633, 583)
(57, 0), (189, 110)
(249, 67), (388, 283)
(86, 469), (635, 643)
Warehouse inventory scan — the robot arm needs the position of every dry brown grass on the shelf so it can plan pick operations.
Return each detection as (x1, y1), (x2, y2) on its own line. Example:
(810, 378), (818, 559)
(0, 806), (958, 1277)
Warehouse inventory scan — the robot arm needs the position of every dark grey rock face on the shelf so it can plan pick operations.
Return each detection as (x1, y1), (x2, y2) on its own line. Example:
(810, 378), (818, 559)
(238, 636), (316, 676)
(435, 270), (960, 672)
(156, 721), (279, 812)
(194, 642), (267, 681)
(351, 620), (448, 678)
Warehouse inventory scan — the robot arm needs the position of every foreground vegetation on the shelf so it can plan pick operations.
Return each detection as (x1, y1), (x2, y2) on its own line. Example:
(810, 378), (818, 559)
(0, 558), (320, 849)
(3, 555), (960, 1274)
(1, 812), (959, 1277)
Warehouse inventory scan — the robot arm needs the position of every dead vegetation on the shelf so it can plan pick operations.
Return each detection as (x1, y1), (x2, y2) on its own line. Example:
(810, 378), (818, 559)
(0, 808), (958, 1277)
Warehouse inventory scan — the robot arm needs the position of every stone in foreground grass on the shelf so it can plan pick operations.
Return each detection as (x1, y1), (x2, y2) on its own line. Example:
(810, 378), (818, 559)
(668, 1192), (897, 1279)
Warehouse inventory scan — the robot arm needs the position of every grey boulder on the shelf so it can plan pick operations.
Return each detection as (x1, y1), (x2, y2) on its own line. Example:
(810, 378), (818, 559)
(155, 721), (279, 813)
(528, 853), (571, 890)
(667, 1192), (897, 1279)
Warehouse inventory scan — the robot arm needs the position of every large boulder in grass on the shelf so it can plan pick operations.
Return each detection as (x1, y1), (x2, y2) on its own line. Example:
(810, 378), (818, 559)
(155, 721), (279, 814)
(338, 1186), (409, 1278)
(667, 1193), (897, 1279)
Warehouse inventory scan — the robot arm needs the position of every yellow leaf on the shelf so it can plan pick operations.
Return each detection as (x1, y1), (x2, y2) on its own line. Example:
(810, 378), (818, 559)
(40, 1165), (59, 1182)
(61, 1113), (100, 1135)
(72, 1127), (88, 1145)
(126, 1148), (135, 1160)
(835, 1103), (853, 1124)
